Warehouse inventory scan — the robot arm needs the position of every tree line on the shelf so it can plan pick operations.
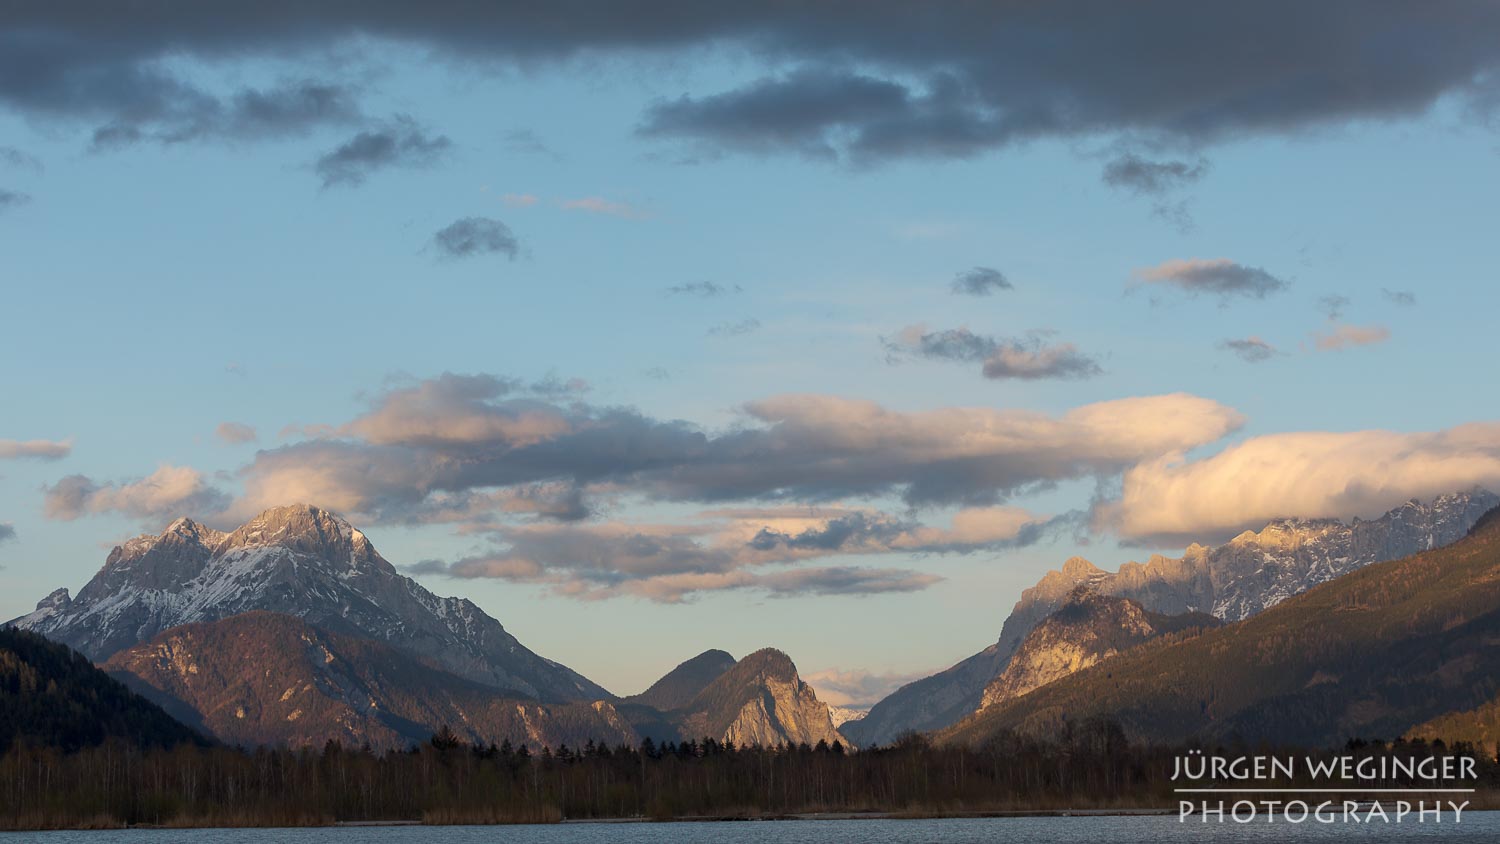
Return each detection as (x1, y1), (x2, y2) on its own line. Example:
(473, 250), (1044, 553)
(7, 718), (1500, 829)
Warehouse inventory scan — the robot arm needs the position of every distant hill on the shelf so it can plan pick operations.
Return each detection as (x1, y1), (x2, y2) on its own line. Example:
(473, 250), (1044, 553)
(10, 505), (608, 702)
(847, 489), (1498, 746)
(0, 627), (201, 753)
(942, 505), (1500, 747)
(103, 611), (636, 752)
(624, 650), (736, 711)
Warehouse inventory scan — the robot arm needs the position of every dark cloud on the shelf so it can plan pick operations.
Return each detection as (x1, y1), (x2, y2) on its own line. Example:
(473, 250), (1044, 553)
(1133, 258), (1288, 301)
(85, 80), (361, 151)
(639, 69), (914, 161)
(395, 503), (1040, 601)
(0, 523), (15, 544)
(707, 317), (760, 337)
(951, 267), (1012, 296)
(314, 115), (451, 188)
(884, 326), (1103, 381)
(0, 146), (42, 171)
(1219, 337), (1277, 363)
(5, 4), (1498, 162)
(667, 281), (741, 297)
(1383, 288), (1417, 307)
(1318, 294), (1351, 320)
(757, 567), (940, 598)
(1102, 154), (1207, 195)
(431, 217), (519, 260)
(0, 189), (31, 211)
(435, 215), (522, 259)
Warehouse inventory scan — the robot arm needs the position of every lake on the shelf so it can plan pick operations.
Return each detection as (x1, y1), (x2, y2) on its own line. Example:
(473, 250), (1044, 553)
(8, 814), (1499, 843)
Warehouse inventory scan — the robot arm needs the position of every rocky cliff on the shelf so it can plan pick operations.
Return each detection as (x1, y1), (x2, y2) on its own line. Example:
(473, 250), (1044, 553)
(979, 587), (1218, 710)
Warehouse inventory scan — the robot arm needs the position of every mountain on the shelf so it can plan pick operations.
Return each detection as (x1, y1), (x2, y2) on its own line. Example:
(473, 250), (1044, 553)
(0, 627), (202, 753)
(845, 489), (1497, 746)
(8, 505), (607, 702)
(621, 648), (850, 748)
(624, 650), (736, 711)
(103, 611), (637, 752)
(673, 649), (849, 748)
(941, 504), (1500, 747)
(826, 705), (867, 730)
(978, 587), (1218, 711)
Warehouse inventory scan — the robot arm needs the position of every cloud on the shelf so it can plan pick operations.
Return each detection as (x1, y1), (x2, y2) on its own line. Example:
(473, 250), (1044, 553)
(667, 281), (741, 297)
(559, 196), (644, 218)
(0, 523), (14, 545)
(232, 373), (1243, 525)
(500, 193), (538, 207)
(313, 115), (450, 188)
(1219, 337), (1277, 362)
(0, 146), (41, 171)
(884, 325), (1102, 380)
(0, 189), (31, 211)
(401, 504), (1037, 601)
(951, 267), (1012, 296)
(0, 439), (71, 460)
(215, 422), (258, 445)
(804, 667), (929, 709)
(1317, 294), (1351, 320)
(1313, 322), (1391, 351)
(5, 5), (1500, 164)
(1133, 258), (1289, 301)
(84, 79), (362, 151)
(431, 217), (519, 260)
(1102, 154), (1207, 196)
(43, 465), (230, 524)
(502, 128), (557, 158)
(708, 318), (761, 337)
(1102, 424), (1500, 545)
(1383, 288), (1418, 307)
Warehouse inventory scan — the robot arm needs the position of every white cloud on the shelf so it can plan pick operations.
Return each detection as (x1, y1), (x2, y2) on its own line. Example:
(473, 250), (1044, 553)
(1103, 424), (1500, 543)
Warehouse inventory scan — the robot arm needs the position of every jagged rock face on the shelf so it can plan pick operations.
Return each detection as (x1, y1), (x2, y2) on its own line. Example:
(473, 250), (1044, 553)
(9, 505), (608, 703)
(625, 649), (736, 711)
(103, 612), (637, 752)
(979, 588), (1218, 710)
(826, 705), (866, 729)
(654, 648), (850, 748)
(849, 489), (1498, 746)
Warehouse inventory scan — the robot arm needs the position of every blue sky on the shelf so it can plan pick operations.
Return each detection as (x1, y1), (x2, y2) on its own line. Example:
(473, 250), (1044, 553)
(3, 5), (1500, 701)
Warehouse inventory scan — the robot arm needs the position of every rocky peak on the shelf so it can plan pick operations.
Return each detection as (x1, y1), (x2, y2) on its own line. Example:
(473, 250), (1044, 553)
(980, 590), (1218, 711)
(9, 505), (609, 703)
(36, 588), (72, 611)
(627, 649), (737, 712)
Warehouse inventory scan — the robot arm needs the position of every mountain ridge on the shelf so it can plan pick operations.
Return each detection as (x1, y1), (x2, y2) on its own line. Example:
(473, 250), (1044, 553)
(940, 501), (1500, 747)
(844, 489), (1499, 746)
(9, 504), (608, 703)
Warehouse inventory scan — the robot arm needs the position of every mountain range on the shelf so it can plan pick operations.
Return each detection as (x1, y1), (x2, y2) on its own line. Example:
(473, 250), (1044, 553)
(844, 489), (1499, 746)
(7, 506), (849, 752)
(942, 505), (1500, 747)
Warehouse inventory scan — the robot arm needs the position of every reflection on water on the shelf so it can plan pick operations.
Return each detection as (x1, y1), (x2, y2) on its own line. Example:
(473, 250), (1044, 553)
(8, 814), (1500, 844)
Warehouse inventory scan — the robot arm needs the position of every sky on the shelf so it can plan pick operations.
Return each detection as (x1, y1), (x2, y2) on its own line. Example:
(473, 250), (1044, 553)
(3, 2), (1500, 704)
